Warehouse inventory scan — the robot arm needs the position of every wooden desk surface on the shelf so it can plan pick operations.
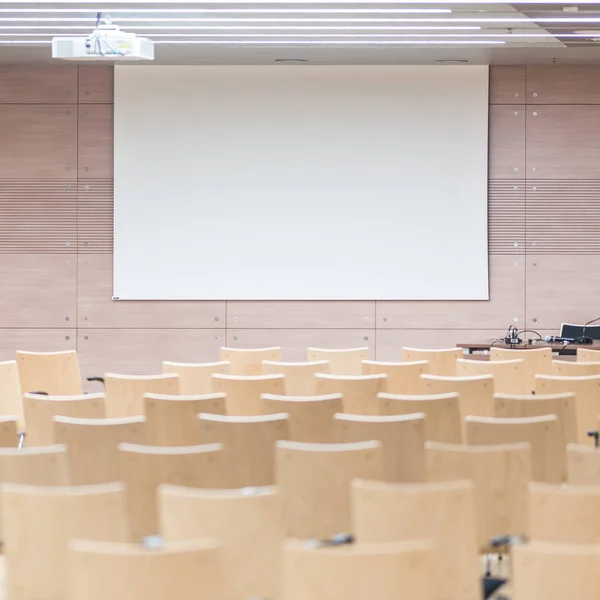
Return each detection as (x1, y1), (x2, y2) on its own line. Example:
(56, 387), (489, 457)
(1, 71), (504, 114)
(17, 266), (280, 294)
(458, 340), (600, 354)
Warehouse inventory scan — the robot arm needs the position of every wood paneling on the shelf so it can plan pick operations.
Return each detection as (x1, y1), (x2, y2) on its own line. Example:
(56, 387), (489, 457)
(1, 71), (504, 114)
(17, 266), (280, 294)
(0, 105), (77, 179)
(0, 329), (75, 361)
(0, 66), (77, 104)
(489, 66), (526, 105)
(489, 181), (526, 254)
(79, 66), (114, 104)
(377, 256), (524, 329)
(527, 105), (600, 179)
(78, 180), (113, 253)
(489, 105), (526, 179)
(526, 181), (600, 254)
(226, 301), (375, 329)
(78, 329), (224, 382)
(78, 254), (225, 329)
(525, 255), (600, 329)
(226, 329), (375, 362)
(0, 255), (76, 328)
(527, 66), (600, 105)
(0, 180), (77, 252)
(78, 105), (113, 179)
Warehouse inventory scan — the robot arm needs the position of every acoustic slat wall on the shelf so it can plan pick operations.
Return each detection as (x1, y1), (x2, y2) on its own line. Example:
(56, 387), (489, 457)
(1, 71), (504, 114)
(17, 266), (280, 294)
(0, 64), (598, 377)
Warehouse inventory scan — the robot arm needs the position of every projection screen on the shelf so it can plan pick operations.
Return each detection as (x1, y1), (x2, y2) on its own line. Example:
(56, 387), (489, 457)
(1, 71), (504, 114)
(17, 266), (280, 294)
(114, 65), (489, 300)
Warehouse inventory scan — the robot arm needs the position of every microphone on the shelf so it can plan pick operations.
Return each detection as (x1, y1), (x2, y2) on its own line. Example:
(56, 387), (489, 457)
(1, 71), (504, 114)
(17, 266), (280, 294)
(545, 335), (575, 344)
(575, 317), (600, 345)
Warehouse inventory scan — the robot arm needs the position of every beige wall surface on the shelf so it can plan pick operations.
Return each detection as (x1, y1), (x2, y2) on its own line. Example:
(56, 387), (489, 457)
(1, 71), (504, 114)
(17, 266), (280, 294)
(0, 65), (596, 380)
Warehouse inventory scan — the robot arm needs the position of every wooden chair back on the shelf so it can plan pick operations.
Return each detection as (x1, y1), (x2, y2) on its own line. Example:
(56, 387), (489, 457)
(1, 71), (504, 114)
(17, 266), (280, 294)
(261, 393), (342, 443)
(490, 347), (553, 391)
(53, 416), (145, 484)
(23, 392), (105, 445)
(220, 346), (282, 375)
(159, 484), (283, 599)
(307, 347), (369, 376)
(362, 360), (429, 395)
(0, 416), (18, 447)
(465, 415), (566, 483)
(567, 443), (600, 485)
(276, 440), (383, 538)
(314, 373), (387, 415)
(552, 360), (600, 377)
(161, 360), (229, 395)
(457, 358), (527, 394)
(0, 444), (69, 485)
(262, 360), (329, 396)
(578, 348), (600, 362)
(211, 373), (285, 416)
(16, 350), (82, 395)
(197, 412), (289, 487)
(144, 393), (225, 446)
(334, 412), (426, 482)
(400, 348), (462, 376)
(378, 392), (462, 443)
(0, 360), (24, 429)
(104, 374), (179, 418)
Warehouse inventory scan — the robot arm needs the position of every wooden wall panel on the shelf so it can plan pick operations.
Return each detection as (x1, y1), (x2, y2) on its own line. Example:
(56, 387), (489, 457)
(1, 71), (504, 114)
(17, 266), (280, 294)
(527, 66), (600, 105)
(78, 180), (113, 253)
(0, 105), (77, 179)
(226, 301), (375, 329)
(79, 66), (114, 104)
(0, 329), (75, 361)
(489, 66), (526, 105)
(226, 329), (374, 361)
(526, 105), (600, 179)
(78, 329), (224, 382)
(0, 180), (77, 253)
(489, 106), (526, 179)
(78, 105), (114, 179)
(489, 181), (526, 254)
(376, 256), (524, 329)
(78, 254), (225, 329)
(525, 255), (600, 329)
(0, 66), (77, 104)
(0, 255), (76, 328)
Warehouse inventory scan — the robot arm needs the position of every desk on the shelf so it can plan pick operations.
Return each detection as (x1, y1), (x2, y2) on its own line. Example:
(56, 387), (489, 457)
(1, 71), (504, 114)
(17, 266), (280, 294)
(457, 340), (600, 356)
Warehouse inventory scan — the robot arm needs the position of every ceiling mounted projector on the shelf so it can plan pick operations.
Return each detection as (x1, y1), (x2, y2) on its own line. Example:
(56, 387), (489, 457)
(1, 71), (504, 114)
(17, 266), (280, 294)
(52, 13), (154, 62)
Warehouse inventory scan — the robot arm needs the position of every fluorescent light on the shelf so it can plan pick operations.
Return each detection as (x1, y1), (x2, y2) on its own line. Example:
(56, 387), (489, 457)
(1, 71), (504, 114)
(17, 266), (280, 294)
(0, 8), (454, 14)
(153, 40), (507, 44)
(0, 25), (484, 31)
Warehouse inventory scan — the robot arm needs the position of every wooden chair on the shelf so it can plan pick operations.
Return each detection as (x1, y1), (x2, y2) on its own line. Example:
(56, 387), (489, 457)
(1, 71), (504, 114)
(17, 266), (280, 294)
(578, 347), (600, 362)
(351, 479), (480, 600)
(220, 346), (282, 375)
(425, 441), (532, 550)
(307, 347), (369, 376)
(68, 539), (230, 600)
(362, 360), (429, 395)
(144, 393), (226, 446)
(401, 348), (462, 376)
(334, 413), (426, 482)
(283, 539), (435, 600)
(457, 358), (527, 394)
(211, 373), (285, 416)
(262, 360), (329, 396)
(260, 393), (342, 443)
(118, 442), (228, 540)
(535, 374), (600, 445)
(567, 443), (600, 485)
(494, 392), (577, 443)
(276, 440), (384, 538)
(53, 416), (146, 485)
(0, 444), (70, 485)
(552, 360), (600, 376)
(16, 350), (82, 395)
(2, 482), (130, 600)
(378, 392), (462, 443)
(0, 360), (24, 429)
(490, 347), (553, 391)
(465, 415), (566, 483)
(528, 482), (600, 543)
(104, 374), (179, 418)
(23, 392), (105, 446)
(161, 360), (229, 395)
(0, 416), (18, 447)
(159, 484), (283, 599)
(314, 373), (387, 415)
(419, 374), (495, 440)
(512, 540), (600, 600)
(197, 412), (289, 487)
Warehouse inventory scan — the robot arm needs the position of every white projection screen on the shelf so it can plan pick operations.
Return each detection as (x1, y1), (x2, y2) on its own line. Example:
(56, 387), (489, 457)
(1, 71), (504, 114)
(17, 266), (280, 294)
(114, 65), (489, 300)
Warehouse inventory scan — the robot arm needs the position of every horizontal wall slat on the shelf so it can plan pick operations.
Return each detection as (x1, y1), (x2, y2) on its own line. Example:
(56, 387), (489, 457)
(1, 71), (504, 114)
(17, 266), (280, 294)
(78, 179), (114, 253)
(489, 180), (526, 254)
